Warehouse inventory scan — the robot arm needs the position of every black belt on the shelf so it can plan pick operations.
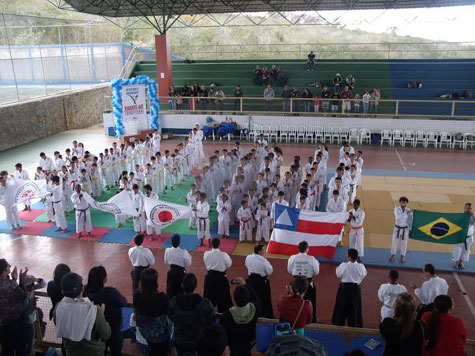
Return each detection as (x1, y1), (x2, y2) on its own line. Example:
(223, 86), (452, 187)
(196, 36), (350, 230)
(77, 208), (89, 230)
(208, 269), (226, 275)
(250, 273), (267, 280)
(170, 264), (185, 271)
(341, 282), (358, 286)
(133, 265), (149, 270)
(198, 217), (208, 231)
(52, 200), (61, 216)
(395, 225), (408, 240)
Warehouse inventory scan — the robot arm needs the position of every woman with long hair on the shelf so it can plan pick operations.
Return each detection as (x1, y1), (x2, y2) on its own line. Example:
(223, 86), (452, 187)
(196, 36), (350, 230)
(379, 292), (424, 356)
(133, 268), (172, 356)
(422, 295), (467, 356)
(47, 263), (71, 318)
(84, 266), (127, 356)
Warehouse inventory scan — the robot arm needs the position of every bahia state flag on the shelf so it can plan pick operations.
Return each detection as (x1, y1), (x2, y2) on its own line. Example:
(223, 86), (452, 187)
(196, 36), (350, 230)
(410, 210), (471, 245)
(267, 204), (348, 259)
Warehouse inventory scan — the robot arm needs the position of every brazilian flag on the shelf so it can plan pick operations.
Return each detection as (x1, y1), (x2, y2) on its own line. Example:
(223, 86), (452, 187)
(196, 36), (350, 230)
(411, 210), (471, 244)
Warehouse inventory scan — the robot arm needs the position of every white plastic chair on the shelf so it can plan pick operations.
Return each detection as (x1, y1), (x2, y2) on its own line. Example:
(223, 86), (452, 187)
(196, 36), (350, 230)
(439, 132), (452, 148)
(464, 133), (475, 149)
(426, 131), (438, 148)
(392, 130), (404, 146)
(452, 133), (464, 149)
(331, 127), (340, 144)
(402, 130), (415, 147)
(305, 127), (314, 143)
(249, 124), (260, 142)
(323, 127), (332, 143)
(288, 126), (297, 142)
(269, 126), (278, 142)
(360, 129), (371, 145)
(339, 127), (349, 143)
(348, 128), (360, 145)
(296, 126), (306, 143)
(414, 131), (426, 147)
(314, 127), (324, 143)
(380, 129), (392, 146)
(262, 126), (271, 142)
(279, 125), (289, 143)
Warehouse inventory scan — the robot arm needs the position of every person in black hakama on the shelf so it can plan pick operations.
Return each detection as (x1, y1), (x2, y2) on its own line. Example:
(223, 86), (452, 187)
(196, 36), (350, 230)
(164, 234), (192, 298)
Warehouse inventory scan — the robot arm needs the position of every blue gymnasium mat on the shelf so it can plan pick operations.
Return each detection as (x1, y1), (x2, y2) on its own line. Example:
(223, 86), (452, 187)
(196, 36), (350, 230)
(0, 220), (28, 234)
(39, 224), (76, 239)
(210, 222), (240, 238)
(99, 229), (137, 244)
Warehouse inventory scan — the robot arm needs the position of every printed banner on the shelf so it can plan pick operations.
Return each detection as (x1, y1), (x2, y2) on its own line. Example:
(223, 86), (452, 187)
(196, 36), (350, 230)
(144, 197), (191, 227)
(0, 178), (49, 208)
(85, 190), (138, 217)
(121, 84), (147, 123)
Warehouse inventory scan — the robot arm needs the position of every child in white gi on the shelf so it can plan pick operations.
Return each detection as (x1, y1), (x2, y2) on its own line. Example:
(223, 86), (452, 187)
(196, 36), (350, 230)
(0, 174), (21, 230)
(132, 184), (146, 234)
(237, 200), (253, 242)
(217, 194), (231, 238)
(71, 184), (93, 238)
(90, 163), (102, 199)
(348, 199), (365, 260)
(377, 270), (407, 321)
(255, 202), (270, 242)
(48, 176), (68, 232)
(195, 192), (211, 246)
(144, 184), (161, 240)
(390, 197), (412, 263)
(452, 203), (474, 269)
(186, 184), (198, 229)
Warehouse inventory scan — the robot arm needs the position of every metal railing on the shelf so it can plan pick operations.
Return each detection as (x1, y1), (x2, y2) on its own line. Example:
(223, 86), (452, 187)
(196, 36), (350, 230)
(104, 95), (475, 119)
(171, 41), (475, 60)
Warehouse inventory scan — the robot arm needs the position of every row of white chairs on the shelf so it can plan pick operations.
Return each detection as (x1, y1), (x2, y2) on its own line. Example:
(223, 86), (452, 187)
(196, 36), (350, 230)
(380, 130), (475, 149)
(248, 125), (372, 144)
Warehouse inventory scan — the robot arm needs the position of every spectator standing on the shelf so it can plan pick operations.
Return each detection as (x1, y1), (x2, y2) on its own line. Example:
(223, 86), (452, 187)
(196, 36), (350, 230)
(302, 88), (313, 113)
(133, 268), (172, 356)
(354, 94), (361, 113)
(209, 88), (216, 111)
(190, 83), (199, 111)
(281, 85), (291, 112)
(333, 73), (343, 92)
(346, 74), (356, 90)
(278, 276), (313, 335)
(422, 295), (467, 356)
(84, 266), (128, 356)
(54, 272), (111, 356)
(331, 91), (340, 113)
(377, 270), (408, 321)
(371, 88), (381, 114)
(47, 263), (71, 319)
(215, 87), (225, 112)
(168, 85), (177, 110)
(379, 293), (425, 356)
(22, 274), (46, 356)
(262, 67), (270, 86)
(197, 324), (229, 356)
(181, 83), (190, 110)
(233, 85), (243, 112)
(198, 85), (208, 111)
(0, 259), (27, 356)
(291, 86), (300, 113)
(276, 67), (287, 87)
(176, 93), (183, 111)
(306, 51), (316, 71)
(341, 85), (353, 114)
(128, 234), (155, 291)
(263, 84), (275, 112)
(313, 94), (320, 114)
(412, 264), (448, 319)
(254, 65), (262, 86)
(167, 273), (215, 356)
(320, 86), (330, 113)
(220, 278), (261, 356)
(362, 90), (371, 114)
(270, 65), (278, 83)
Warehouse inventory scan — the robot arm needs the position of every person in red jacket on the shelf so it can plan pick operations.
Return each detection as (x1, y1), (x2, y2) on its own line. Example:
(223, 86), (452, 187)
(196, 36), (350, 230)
(277, 276), (313, 335)
(422, 295), (467, 356)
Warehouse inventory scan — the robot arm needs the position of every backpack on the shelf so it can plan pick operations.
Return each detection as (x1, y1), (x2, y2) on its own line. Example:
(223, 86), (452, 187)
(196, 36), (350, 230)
(136, 313), (173, 344)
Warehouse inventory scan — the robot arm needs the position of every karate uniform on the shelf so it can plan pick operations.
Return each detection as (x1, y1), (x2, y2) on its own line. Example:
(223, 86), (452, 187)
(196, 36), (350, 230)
(48, 184), (68, 230)
(452, 213), (474, 263)
(217, 200), (231, 236)
(327, 197), (347, 242)
(255, 209), (270, 242)
(132, 191), (146, 233)
(164, 246), (192, 298)
(377, 283), (408, 320)
(78, 174), (91, 195)
(348, 208), (365, 257)
(128, 245), (155, 291)
(0, 184), (20, 227)
(237, 206), (253, 242)
(391, 206), (413, 257)
(90, 169), (102, 198)
(39, 157), (54, 174)
(414, 276), (449, 305)
(71, 191), (92, 233)
(287, 252), (320, 323)
(145, 192), (161, 236)
(203, 248), (233, 312)
(196, 200), (211, 240)
(245, 253), (274, 318)
(331, 261), (367, 327)
(186, 191), (197, 229)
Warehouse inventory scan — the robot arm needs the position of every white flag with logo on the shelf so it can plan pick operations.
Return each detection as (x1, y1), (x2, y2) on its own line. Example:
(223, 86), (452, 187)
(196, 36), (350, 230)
(85, 190), (138, 217)
(1, 178), (49, 208)
(144, 197), (191, 227)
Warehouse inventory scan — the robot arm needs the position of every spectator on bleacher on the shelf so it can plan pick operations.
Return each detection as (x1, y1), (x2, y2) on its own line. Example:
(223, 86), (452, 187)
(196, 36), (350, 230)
(198, 85), (208, 111)
(320, 86), (330, 113)
(379, 293), (424, 356)
(463, 89), (472, 98)
(168, 85), (177, 110)
(220, 277), (261, 356)
(262, 67), (270, 86)
(133, 268), (171, 356)
(370, 88), (381, 114)
(282, 85), (291, 112)
(291, 87), (301, 113)
(181, 83), (190, 110)
(264, 84), (275, 111)
(346, 74), (356, 90)
(47, 263), (71, 319)
(306, 51), (316, 71)
(354, 94), (361, 113)
(313, 94), (320, 114)
(333, 73), (343, 92)
(254, 65), (263, 86)
(331, 91), (340, 113)
(196, 324), (229, 356)
(22, 274), (46, 356)
(302, 88), (313, 113)
(168, 273), (215, 356)
(54, 272), (111, 356)
(270, 65), (278, 83)
(341, 85), (353, 114)
(278, 276), (313, 335)
(422, 295), (467, 356)
(276, 67), (287, 87)
(233, 85), (243, 112)
(0, 259), (28, 356)
(84, 266), (128, 356)
(191, 83), (199, 97)
(209, 88), (216, 111)
(215, 87), (225, 112)
(362, 90), (371, 114)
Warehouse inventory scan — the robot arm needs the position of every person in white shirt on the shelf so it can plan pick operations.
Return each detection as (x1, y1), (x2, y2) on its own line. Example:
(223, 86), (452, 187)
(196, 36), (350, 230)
(332, 248), (367, 327)
(195, 192), (211, 246)
(412, 264), (449, 308)
(0, 173), (21, 230)
(245, 244), (274, 318)
(255, 202), (271, 242)
(377, 270), (407, 321)
(143, 184), (161, 240)
(287, 241), (320, 323)
(452, 203), (474, 269)
(128, 234), (155, 290)
(217, 194), (231, 238)
(348, 199), (365, 260)
(390, 197), (413, 263)
(326, 190), (347, 247)
(71, 184), (93, 238)
(237, 200), (253, 242)
(203, 238), (233, 312)
(39, 152), (54, 175)
(186, 184), (197, 229)
(164, 234), (192, 298)
(132, 184), (146, 234)
(271, 191), (289, 228)
(48, 176), (68, 233)
(14, 163), (31, 211)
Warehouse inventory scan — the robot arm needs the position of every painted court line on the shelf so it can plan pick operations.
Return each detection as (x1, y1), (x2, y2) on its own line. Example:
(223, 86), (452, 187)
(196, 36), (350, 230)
(394, 149), (407, 171)
(453, 272), (475, 321)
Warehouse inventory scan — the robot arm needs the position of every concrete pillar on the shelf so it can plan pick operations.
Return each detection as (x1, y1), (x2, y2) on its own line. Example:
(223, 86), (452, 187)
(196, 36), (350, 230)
(155, 34), (173, 104)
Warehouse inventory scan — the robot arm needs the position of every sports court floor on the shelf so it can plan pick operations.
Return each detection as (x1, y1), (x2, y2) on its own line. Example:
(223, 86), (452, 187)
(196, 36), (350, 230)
(0, 125), (474, 340)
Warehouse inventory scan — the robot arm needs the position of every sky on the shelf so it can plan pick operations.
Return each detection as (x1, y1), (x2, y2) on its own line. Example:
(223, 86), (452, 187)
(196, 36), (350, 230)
(321, 5), (475, 42)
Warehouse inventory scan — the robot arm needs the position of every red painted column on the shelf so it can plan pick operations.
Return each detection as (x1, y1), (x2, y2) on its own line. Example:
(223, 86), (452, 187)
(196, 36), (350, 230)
(155, 34), (173, 104)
